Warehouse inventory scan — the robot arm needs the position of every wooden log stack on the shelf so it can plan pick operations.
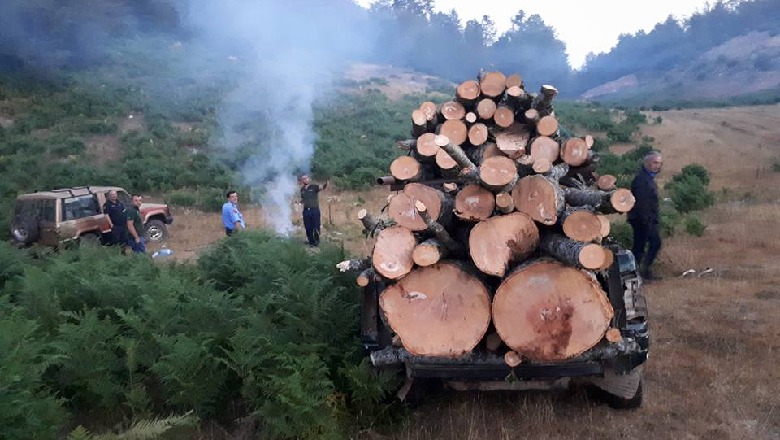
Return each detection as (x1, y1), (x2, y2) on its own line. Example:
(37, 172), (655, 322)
(350, 71), (635, 364)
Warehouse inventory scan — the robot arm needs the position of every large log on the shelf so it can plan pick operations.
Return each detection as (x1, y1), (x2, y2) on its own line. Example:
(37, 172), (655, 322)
(411, 109), (429, 137)
(536, 115), (559, 137)
(559, 207), (603, 243)
(387, 183), (452, 231)
(371, 225), (416, 280)
(412, 238), (449, 267)
(456, 80), (481, 106)
(439, 119), (468, 146)
(440, 100), (466, 121)
(495, 123), (530, 159)
(512, 174), (566, 225)
(493, 105), (515, 128)
(528, 136), (560, 165)
(479, 155), (519, 192)
(539, 233), (607, 270)
(454, 184), (495, 221)
(390, 155), (423, 181)
(419, 101), (438, 123)
(492, 260), (614, 361)
(564, 187), (635, 213)
(560, 137), (589, 167)
(479, 71), (506, 98)
(468, 123), (489, 146)
(469, 212), (539, 277)
(379, 262), (492, 357)
(476, 98), (497, 120)
(416, 132), (439, 160)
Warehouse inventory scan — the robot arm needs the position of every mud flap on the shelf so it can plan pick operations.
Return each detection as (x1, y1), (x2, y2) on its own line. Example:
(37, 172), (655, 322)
(588, 365), (643, 400)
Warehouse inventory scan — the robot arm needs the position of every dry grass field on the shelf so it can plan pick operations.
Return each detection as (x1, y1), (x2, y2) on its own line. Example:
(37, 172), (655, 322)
(155, 105), (780, 440)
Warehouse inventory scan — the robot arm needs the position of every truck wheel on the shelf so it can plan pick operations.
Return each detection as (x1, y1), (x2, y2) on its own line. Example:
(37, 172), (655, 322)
(145, 219), (168, 242)
(11, 215), (39, 244)
(588, 366), (644, 409)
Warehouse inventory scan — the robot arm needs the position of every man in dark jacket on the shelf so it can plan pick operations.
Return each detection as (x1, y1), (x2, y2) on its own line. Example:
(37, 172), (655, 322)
(627, 152), (664, 281)
(299, 175), (328, 247)
(103, 190), (128, 247)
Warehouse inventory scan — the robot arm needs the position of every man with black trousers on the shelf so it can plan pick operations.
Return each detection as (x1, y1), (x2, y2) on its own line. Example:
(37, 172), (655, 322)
(299, 175), (328, 247)
(103, 190), (128, 248)
(628, 152), (664, 281)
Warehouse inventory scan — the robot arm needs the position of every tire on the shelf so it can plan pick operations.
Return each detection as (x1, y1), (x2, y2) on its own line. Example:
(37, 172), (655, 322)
(588, 366), (644, 410)
(11, 215), (40, 244)
(144, 219), (167, 242)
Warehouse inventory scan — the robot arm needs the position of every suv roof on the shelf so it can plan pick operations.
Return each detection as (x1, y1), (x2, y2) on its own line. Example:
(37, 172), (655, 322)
(17, 186), (126, 200)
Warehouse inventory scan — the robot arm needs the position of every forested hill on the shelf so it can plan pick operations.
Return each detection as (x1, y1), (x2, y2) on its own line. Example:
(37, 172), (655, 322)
(1, 0), (779, 103)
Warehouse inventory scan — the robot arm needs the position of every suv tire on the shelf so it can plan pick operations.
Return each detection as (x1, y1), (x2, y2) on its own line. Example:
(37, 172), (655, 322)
(11, 215), (40, 244)
(145, 219), (168, 242)
(588, 366), (644, 409)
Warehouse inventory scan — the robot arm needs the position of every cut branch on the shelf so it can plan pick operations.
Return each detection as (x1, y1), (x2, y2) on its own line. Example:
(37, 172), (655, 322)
(539, 233), (607, 269)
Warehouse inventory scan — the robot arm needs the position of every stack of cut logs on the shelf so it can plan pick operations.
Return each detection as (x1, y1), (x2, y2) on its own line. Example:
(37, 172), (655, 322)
(350, 71), (636, 365)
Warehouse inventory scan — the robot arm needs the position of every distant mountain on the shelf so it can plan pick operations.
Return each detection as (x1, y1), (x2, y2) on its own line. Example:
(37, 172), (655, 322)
(580, 32), (780, 104)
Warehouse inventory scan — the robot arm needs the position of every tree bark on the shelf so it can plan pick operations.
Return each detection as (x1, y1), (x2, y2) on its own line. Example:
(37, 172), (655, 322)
(437, 136), (477, 173)
(372, 225), (416, 280)
(531, 85), (558, 116)
(358, 208), (385, 236)
(492, 259), (613, 361)
(412, 238), (449, 267)
(356, 268), (381, 287)
(468, 212), (539, 277)
(411, 109), (430, 137)
(379, 262), (492, 357)
(512, 174), (566, 225)
(415, 200), (463, 255)
(468, 142), (501, 165)
(454, 184), (495, 222)
(539, 233), (607, 269)
(564, 188), (635, 213)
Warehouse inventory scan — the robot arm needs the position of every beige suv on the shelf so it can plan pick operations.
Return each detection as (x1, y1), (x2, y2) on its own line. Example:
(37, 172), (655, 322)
(10, 186), (173, 247)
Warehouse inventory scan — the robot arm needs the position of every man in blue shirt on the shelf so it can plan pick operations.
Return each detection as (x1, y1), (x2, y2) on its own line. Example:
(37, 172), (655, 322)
(222, 190), (246, 236)
(627, 152), (663, 281)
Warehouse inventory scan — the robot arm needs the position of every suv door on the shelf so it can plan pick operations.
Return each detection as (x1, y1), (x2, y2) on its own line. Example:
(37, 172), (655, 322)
(34, 199), (59, 247)
(59, 195), (105, 242)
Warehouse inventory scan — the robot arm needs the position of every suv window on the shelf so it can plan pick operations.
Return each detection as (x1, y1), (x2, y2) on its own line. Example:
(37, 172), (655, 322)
(117, 191), (132, 205)
(16, 199), (56, 222)
(62, 195), (100, 221)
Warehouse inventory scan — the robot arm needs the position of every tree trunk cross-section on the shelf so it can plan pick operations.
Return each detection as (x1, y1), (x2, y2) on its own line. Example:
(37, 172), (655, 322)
(379, 262), (492, 357)
(387, 183), (450, 231)
(492, 260), (614, 361)
(454, 184), (495, 221)
(469, 212), (539, 277)
(512, 174), (565, 225)
(371, 225), (416, 280)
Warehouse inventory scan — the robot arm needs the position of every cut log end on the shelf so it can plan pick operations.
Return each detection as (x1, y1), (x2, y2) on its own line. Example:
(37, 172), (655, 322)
(504, 350), (522, 368)
(578, 243), (607, 269)
(536, 115), (559, 137)
(597, 174), (617, 191)
(372, 226), (416, 280)
(390, 155), (422, 181)
(454, 184), (495, 221)
(379, 263), (492, 357)
(611, 189), (636, 213)
(605, 328), (623, 343)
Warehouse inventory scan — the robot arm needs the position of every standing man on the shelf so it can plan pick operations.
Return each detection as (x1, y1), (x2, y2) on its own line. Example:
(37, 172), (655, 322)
(628, 152), (664, 281)
(104, 190), (128, 248)
(126, 194), (146, 254)
(300, 175), (328, 247)
(222, 190), (246, 236)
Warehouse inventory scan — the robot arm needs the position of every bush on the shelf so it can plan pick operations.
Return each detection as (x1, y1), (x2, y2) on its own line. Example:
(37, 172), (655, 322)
(684, 215), (707, 236)
(664, 164), (715, 213)
(609, 220), (633, 250)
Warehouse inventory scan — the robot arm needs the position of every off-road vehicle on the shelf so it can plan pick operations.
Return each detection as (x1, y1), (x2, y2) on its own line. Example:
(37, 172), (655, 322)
(10, 186), (173, 247)
(360, 243), (649, 408)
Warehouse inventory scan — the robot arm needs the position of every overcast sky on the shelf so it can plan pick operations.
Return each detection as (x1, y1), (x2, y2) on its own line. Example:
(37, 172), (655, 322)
(355, 0), (715, 69)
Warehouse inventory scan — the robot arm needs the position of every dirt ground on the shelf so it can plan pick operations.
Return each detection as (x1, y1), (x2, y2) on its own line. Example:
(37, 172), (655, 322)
(158, 105), (780, 439)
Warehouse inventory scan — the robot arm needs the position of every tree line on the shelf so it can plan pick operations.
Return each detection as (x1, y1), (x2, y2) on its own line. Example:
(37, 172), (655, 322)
(1, 0), (777, 96)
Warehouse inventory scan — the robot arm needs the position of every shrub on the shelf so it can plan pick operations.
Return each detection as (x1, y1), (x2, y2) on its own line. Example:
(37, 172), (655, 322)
(684, 215), (707, 236)
(659, 204), (681, 237)
(165, 190), (198, 208)
(609, 220), (633, 250)
(664, 164), (715, 213)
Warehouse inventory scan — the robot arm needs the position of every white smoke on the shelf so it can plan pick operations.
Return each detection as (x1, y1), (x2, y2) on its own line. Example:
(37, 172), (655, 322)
(182, 0), (371, 233)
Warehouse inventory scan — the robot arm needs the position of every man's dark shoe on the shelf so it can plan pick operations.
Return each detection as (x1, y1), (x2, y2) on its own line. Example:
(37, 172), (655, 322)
(641, 268), (662, 282)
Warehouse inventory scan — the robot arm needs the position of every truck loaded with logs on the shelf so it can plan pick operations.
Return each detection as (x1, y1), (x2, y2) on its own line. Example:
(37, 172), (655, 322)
(338, 70), (649, 408)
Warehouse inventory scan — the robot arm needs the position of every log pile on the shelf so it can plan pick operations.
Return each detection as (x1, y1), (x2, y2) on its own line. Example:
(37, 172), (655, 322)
(348, 71), (635, 364)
